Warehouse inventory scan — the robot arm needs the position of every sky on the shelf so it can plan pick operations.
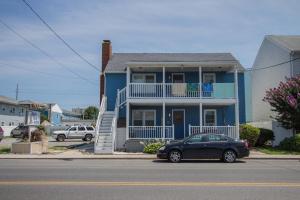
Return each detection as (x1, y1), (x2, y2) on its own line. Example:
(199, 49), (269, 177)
(0, 0), (299, 110)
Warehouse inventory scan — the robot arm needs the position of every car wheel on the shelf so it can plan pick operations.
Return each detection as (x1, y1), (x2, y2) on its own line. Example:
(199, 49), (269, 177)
(84, 134), (92, 141)
(57, 134), (66, 142)
(168, 150), (182, 163)
(223, 150), (236, 163)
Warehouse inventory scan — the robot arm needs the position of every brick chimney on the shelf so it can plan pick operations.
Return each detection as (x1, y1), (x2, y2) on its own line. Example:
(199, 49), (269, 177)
(100, 40), (112, 104)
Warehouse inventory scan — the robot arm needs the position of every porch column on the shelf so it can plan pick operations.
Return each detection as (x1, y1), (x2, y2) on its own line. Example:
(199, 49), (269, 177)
(126, 102), (129, 140)
(234, 67), (240, 139)
(162, 66), (165, 98)
(199, 103), (203, 132)
(199, 66), (202, 98)
(126, 67), (130, 140)
(162, 102), (165, 140)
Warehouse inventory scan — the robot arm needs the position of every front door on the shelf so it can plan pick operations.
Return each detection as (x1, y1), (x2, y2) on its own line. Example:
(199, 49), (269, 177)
(172, 109), (185, 139)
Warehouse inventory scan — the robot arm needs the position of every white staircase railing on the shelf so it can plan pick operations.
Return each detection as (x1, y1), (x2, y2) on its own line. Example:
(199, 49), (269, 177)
(95, 96), (107, 147)
(111, 89), (120, 152)
(119, 87), (126, 106)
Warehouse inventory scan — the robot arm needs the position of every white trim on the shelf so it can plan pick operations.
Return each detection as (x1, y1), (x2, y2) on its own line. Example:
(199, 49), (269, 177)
(172, 109), (185, 137)
(204, 109), (217, 126)
(132, 73), (156, 83)
(203, 73), (216, 83)
(172, 73), (185, 83)
(131, 109), (156, 126)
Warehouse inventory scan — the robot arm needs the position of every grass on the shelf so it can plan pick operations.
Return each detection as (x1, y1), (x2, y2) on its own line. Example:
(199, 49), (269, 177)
(0, 147), (11, 154)
(256, 146), (300, 155)
(48, 146), (68, 151)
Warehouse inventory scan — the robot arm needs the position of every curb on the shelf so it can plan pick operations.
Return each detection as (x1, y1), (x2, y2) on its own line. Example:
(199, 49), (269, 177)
(0, 156), (299, 160)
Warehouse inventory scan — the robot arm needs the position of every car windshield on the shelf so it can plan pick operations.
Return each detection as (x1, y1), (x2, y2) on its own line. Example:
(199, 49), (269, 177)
(65, 127), (71, 131)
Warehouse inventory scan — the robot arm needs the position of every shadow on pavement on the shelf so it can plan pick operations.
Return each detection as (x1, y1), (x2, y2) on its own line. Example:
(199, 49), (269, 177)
(152, 159), (246, 164)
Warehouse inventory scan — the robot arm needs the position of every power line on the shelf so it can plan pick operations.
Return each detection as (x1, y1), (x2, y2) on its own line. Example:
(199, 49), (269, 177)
(245, 57), (300, 72)
(0, 62), (96, 81)
(0, 18), (97, 86)
(21, 0), (100, 72)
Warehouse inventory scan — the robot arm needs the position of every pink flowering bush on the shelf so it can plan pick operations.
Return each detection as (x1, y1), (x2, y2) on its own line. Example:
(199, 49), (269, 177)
(263, 75), (300, 131)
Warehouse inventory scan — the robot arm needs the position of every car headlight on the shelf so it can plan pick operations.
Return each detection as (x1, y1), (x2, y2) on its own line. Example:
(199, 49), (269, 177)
(159, 146), (166, 151)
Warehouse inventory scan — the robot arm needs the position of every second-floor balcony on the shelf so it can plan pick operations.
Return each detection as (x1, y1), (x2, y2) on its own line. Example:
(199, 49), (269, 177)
(128, 82), (235, 99)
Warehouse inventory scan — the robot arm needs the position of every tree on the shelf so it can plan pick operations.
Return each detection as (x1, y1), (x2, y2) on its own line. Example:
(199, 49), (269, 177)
(84, 106), (99, 120)
(263, 75), (300, 132)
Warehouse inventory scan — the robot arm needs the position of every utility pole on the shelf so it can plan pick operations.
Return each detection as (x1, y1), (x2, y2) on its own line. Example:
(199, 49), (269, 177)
(15, 83), (19, 100)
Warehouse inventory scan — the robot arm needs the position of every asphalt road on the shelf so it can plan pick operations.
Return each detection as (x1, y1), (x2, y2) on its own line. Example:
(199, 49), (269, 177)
(0, 159), (299, 200)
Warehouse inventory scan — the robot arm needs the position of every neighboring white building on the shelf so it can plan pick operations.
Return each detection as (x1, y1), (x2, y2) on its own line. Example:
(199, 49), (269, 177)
(250, 35), (300, 145)
(0, 96), (27, 136)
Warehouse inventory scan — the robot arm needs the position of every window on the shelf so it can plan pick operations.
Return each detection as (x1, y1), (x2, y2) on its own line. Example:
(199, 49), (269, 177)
(132, 74), (156, 83)
(203, 73), (216, 83)
(204, 109), (217, 126)
(78, 127), (86, 131)
(172, 73), (185, 83)
(86, 127), (94, 131)
(1, 122), (4, 126)
(187, 134), (209, 143)
(132, 110), (156, 126)
(208, 134), (227, 142)
(69, 127), (77, 131)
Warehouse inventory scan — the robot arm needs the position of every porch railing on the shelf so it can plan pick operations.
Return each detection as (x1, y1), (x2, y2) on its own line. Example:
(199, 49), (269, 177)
(189, 125), (237, 139)
(95, 96), (107, 146)
(127, 83), (234, 99)
(128, 125), (174, 140)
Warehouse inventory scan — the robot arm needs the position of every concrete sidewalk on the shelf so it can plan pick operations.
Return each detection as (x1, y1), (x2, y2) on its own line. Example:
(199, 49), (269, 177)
(0, 150), (299, 160)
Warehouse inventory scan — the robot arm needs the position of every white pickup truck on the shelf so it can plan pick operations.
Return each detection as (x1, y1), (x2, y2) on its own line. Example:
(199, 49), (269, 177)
(52, 126), (95, 142)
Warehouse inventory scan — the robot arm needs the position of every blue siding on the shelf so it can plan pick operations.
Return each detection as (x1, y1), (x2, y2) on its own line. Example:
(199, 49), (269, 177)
(105, 73), (126, 111)
(105, 71), (246, 124)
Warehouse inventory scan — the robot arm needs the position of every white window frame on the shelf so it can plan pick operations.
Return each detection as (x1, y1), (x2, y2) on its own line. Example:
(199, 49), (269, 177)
(203, 73), (216, 83)
(132, 109), (156, 126)
(132, 73), (156, 83)
(204, 109), (217, 126)
(172, 73), (185, 83)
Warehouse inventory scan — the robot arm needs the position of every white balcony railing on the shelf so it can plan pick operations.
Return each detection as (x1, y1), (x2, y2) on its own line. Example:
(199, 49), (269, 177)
(127, 83), (234, 99)
(189, 125), (237, 139)
(128, 125), (174, 140)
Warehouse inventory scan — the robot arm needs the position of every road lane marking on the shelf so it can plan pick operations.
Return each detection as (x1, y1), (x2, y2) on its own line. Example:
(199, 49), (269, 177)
(0, 181), (300, 187)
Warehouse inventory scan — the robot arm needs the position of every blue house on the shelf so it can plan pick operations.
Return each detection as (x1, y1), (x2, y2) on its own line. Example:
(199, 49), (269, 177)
(95, 40), (246, 153)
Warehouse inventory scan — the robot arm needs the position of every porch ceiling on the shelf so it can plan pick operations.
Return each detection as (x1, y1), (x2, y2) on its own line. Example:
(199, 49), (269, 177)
(129, 65), (237, 72)
(128, 98), (236, 106)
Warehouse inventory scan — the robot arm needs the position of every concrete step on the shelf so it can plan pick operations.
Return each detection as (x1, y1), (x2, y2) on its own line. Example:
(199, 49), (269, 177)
(96, 143), (112, 147)
(98, 132), (112, 136)
(97, 135), (112, 140)
(95, 146), (113, 154)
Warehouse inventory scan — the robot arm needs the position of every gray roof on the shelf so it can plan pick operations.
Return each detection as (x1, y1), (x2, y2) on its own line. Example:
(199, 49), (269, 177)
(0, 95), (18, 105)
(266, 35), (300, 52)
(105, 53), (242, 73)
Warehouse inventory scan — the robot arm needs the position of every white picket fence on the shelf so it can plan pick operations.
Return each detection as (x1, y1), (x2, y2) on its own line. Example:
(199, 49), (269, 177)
(128, 125), (174, 140)
(189, 125), (237, 139)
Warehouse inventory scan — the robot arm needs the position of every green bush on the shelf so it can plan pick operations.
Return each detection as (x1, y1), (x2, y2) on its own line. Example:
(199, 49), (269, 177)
(279, 134), (300, 152)
(255, 128), (274, 147)
(239, 124), (260, 147)
(143, 142), (164, 154)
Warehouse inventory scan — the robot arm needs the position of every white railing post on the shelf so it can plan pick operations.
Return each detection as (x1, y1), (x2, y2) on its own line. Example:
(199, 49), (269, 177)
(199, 66), (202, 98)
(172, 124), (175, 140)
(234, 66), (240, 139)
(189, 124), (191, 136)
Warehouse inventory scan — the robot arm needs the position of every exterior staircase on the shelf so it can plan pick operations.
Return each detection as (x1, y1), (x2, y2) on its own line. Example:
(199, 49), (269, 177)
(94, 111), (114, 154)
(94, 89), (126, 154)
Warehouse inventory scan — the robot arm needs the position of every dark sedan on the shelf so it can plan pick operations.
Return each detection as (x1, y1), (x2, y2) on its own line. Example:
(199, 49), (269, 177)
(157, 133), (249, 163)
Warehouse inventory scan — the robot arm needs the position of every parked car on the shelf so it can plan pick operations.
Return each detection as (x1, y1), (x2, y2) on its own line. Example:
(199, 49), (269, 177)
(52, 126), (95, 142)
(0, 127), (4, 142)
(10, 125), (29, 138)
(157, 133), (249, 163)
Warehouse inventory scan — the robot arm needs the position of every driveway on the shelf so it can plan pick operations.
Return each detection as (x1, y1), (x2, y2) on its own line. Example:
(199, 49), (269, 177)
(0, 136), (93, 149)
